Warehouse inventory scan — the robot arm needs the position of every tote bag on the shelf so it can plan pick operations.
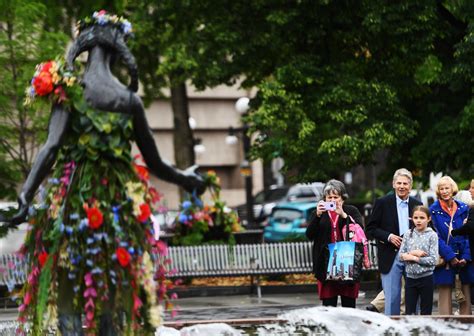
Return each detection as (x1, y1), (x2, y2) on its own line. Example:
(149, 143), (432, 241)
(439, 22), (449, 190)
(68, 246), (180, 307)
(325, 217), (364, 282)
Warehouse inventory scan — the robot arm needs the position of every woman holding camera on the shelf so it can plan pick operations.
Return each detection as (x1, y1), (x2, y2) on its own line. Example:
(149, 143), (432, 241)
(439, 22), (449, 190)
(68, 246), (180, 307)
(306, 179), (364, 307)
(430, 176), (473, 315)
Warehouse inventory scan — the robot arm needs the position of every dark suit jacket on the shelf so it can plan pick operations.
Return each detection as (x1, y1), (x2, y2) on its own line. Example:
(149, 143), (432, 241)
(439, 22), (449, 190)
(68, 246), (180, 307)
(365, 193), (422, 274)
(306, 204), (364, 281)
(452, 207), (474, 262)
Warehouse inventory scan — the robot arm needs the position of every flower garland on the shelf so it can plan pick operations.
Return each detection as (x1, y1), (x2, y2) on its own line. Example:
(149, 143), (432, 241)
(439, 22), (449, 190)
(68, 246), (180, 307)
(172, 171), (242, 246)
(76, 10), (133, 37)
(14, 107), (177, 334)
(24, 58), (79, 107)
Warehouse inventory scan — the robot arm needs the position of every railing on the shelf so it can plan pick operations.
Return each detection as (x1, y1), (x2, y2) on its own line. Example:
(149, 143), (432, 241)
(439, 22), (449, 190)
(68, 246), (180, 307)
(0, 241), (379, 287)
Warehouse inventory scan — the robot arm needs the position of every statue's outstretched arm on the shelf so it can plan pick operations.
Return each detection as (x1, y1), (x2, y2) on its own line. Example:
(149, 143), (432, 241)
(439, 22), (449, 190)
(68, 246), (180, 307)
(2, 104), (70, 225)
(131, 98), (205, 194)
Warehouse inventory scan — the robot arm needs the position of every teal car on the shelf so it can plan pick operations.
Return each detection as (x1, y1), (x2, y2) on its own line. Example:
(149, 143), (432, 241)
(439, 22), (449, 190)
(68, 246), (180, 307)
(263, 201), (316, 242)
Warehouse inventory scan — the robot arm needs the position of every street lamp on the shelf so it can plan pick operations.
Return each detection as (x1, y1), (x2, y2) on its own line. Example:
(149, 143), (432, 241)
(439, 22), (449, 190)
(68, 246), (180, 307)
(193, 138), (206, 154)
(233, 97), (255, 229)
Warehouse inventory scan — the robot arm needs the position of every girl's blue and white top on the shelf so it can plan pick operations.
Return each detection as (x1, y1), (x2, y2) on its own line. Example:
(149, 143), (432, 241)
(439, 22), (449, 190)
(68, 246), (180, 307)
(400, 227), (438, 279)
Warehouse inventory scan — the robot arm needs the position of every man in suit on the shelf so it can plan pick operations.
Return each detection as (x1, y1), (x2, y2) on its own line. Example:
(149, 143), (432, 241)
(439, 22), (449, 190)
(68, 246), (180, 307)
(366, 168), (422, 315)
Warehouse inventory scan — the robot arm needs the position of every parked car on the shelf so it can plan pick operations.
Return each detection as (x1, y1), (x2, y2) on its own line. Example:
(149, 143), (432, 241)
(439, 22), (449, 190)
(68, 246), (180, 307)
(236, 183), (323, 227)
(263, 201), (316, 242)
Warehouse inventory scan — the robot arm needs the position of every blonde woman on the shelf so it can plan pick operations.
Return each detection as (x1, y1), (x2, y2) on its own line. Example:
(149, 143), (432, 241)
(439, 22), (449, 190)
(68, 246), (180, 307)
(430, 176), (473, 315)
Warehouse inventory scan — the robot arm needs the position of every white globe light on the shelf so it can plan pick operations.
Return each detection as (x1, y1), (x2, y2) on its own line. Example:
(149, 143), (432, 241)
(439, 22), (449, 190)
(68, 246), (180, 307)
(235, 97), (250, 114)
(225, 135), (238, 145)
(194, 143), (206, 154)
(188, 117), (197, 129)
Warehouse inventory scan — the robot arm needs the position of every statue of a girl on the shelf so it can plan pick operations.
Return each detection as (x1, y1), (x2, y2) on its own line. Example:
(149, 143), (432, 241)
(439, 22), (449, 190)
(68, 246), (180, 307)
(1, 11), (204, 335)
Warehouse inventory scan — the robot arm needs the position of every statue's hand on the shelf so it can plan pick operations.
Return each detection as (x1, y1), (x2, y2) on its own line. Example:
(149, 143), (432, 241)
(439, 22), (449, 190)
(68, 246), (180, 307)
(183, 165), (206, 195)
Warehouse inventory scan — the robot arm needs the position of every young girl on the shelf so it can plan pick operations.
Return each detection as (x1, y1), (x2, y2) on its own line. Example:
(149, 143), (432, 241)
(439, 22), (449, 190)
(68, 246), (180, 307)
(399, 206), (438, 315)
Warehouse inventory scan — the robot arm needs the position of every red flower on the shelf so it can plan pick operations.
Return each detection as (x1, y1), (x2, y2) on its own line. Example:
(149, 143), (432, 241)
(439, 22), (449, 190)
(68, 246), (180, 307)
(134, 164), (149, 181)
(137, 203), (151, 223)
(87, 207), (103, 229)
(41, 61), (53, 73)
(98, 9), (107, 15)
(149, 187), (161, 203)
(116, 247), (131, 267)
(38, 251), (48, 267)
(33, 71), (54, 96)
(54, 85), (67, 102)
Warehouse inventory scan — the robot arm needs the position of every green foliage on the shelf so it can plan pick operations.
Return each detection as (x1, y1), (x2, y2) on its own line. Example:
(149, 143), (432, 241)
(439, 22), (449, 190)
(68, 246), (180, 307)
(130, 0), (474, 181)
(0, 0), (69, 195)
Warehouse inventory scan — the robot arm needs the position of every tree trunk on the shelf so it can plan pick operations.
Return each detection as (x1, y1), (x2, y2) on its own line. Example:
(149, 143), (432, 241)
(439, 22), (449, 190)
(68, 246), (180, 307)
(170, 80), (195, 200)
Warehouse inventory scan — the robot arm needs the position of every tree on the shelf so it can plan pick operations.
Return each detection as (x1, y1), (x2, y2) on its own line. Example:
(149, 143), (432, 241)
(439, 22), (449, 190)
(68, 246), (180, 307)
(0, 0), (69, 198)
(134, 0), (474, 182)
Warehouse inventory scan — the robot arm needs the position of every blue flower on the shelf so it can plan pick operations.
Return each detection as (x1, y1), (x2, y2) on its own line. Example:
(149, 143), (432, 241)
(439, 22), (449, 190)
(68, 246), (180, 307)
(48, 178), (60, 185)
(28, 206), (36, 216)
(69, 213), (80, 220)
(65, 226), (74, 235)
(119, 241), (128, 247)
(86, 237), (95, 245)
(182, 200), (192, 209)
(73, 285), (80, 293)
(68, 272), (76, 279)
(178, 213), (188, 223)
(97, 15), (108, 25)
(121, 21), (132, 34)
(194, 198), (204, 208)
(128, 247), (135, 255)
(79, 219), (88, 231)
(86, 259), (94, 267)
(59, 223), (65, 233)
(94, 233), (104, 241)
(91, 267), (103, 274)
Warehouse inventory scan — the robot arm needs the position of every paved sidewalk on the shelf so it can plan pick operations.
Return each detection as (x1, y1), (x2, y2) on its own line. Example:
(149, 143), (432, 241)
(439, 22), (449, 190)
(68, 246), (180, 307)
(164, 289), (441, 321)
(0, 288), (445, 323)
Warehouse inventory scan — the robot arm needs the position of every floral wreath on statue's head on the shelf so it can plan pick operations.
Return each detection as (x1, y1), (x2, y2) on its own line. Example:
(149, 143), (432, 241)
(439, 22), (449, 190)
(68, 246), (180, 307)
(75, 10), (133, 38)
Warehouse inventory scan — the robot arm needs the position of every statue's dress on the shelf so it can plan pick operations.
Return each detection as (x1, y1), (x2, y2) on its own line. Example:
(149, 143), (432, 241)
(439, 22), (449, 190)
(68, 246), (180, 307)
(18, 97), (163, 335)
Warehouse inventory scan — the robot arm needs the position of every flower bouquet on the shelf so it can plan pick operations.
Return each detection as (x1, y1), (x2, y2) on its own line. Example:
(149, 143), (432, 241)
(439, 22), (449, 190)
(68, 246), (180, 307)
(172, 171), (242, 246)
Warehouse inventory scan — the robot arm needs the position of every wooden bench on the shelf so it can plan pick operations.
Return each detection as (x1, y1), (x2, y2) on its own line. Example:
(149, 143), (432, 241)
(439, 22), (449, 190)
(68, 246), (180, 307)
(1, 241), (379, 298)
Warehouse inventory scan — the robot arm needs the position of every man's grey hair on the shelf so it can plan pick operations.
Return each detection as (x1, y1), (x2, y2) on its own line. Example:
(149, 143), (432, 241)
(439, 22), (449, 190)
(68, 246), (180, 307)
(322, 179), (349, 200)
(393, 168), (413, 184)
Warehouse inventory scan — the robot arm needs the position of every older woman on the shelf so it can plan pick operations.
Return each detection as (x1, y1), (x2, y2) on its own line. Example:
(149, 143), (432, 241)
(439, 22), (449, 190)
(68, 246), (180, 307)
(305, 179), (364, 307)
(430, 176), (473, 315)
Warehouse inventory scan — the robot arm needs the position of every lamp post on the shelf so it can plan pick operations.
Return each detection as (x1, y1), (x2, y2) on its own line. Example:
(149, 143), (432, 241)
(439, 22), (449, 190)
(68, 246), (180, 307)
(233, 97), (255, 229)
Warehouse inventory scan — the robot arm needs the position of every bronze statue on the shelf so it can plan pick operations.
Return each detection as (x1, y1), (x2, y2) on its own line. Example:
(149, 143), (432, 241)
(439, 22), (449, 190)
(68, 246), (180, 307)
(1, 11), (204, 335)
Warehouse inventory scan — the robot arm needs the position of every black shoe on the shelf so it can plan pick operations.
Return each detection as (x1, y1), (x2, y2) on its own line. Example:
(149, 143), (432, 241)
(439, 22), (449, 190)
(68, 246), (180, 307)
(365, 304), (379, 312)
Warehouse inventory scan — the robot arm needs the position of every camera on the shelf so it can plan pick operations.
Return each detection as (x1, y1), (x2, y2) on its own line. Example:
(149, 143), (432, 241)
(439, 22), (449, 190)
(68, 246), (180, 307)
(323, 201), (336, 211)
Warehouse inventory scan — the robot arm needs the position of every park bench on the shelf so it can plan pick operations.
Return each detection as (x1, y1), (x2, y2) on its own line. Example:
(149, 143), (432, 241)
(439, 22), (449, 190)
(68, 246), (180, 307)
(0, 241), (379, 299)
(167, 241), (379, 297)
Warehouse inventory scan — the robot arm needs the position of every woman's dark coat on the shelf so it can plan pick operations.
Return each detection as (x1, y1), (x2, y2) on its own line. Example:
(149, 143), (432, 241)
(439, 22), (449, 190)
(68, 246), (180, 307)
(305, 204), (363, 281)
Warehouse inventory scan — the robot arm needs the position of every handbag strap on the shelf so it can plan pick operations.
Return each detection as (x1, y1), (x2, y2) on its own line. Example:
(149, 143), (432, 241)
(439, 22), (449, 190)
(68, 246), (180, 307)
(329, 212), (339, 242)
(345, 215), (351, 241)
